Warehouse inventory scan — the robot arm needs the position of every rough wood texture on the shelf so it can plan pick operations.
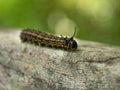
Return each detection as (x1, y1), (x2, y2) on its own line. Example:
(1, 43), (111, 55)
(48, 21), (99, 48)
(0, 30), (120, 90)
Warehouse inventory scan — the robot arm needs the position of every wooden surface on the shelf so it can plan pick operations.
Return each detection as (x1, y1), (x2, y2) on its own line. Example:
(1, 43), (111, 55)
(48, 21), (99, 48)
(0, 30), (120, 90)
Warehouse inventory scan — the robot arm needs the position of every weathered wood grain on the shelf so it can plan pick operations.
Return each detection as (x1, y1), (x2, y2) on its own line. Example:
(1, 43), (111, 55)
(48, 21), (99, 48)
(0, 30), (120, 90)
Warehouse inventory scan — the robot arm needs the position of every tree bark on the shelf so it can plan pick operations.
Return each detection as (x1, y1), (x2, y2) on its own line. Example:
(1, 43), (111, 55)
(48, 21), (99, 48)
(0, 29), (120, 90)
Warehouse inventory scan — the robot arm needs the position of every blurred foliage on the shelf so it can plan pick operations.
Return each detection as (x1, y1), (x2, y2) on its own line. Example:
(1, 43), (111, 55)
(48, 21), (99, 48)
(0, 0), (120, 46)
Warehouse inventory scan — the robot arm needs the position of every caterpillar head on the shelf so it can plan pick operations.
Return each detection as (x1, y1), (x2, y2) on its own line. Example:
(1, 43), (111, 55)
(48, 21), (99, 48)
(65, 27), (78, 49)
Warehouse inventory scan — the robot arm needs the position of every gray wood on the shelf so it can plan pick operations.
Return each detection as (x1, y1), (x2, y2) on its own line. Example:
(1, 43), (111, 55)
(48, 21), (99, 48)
(0, 30), (120, 90)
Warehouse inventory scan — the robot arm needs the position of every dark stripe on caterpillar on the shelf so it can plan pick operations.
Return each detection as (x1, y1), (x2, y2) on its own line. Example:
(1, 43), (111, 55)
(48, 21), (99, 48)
(20, 28), (77, 50)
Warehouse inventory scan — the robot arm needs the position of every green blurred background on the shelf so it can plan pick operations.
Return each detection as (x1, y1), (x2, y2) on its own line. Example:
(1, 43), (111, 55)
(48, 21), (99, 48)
(0, 0), (120, 46)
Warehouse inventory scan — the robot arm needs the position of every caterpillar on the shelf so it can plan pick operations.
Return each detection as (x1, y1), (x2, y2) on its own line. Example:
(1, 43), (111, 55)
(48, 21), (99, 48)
(20, 28), (77, 50)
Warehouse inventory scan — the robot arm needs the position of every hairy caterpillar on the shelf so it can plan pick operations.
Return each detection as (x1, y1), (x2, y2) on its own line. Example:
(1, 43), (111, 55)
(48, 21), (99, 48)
(20, 28), (77, 50)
